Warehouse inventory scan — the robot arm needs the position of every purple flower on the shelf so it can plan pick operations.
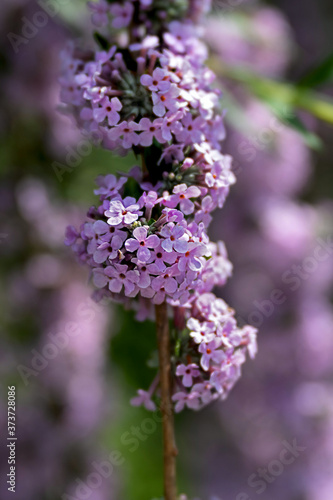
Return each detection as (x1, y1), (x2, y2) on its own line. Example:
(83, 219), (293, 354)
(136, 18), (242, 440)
(152, 84), (181, 117)
(125, 227), (159, 262)
(194, 195), (214, 226)
(59, 76), (83, 106)
(187, 317), (216, 344)
(160, 223), (189, 253)
(138, 117), (165, 146)
(134, 262), (159, 289)
(140, 68), (171, 92)
(139, 191), (158, 210)
(176, 363), (200, 387)
(164, 22), (189, 53)
(162, 208), (185, 224)
(242, 326), (258, 359)
(65, 225), (79, 246)
(164, 184), (201, 215)
(105, 197), (142, 225)
(130, 389), (156, 411)
(108, 121), (140, 149)
(152, 245), (177, 272)
(159, 144), (185, 164)
(94, 174), (127, 199)
(105, 263), (139, 295)
(93, 232), (125, 263)
(88, 0), (110, 26)
(92, 220), (122, 242)
(171, 272), (200, 306)
(172, 391), (201, 413)
(151, 266), (179, 304)
(81, 222), (100, 254)
(160, 111), (184, 141)
(110, 2), (134, 29)
(192, 383), (216, 405)
(199, 339), (225, 371)
(178, 242), (206, 272)
(178, 113), (205, 143)
(93, 97), (122, 126)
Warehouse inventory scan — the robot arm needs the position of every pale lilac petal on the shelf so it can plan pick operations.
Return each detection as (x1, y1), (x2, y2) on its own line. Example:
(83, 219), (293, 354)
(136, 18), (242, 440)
(161, 238), (173, 253)
(109, 279), (122, 293)
(140, 74), (153, 86)
(125, 238), (140, 252)
(174, 239), (188, 253)
(165, 278), (177, 293)
(137, 246), (151, 262)
(183, 374), (193, 387)
(146, 234), (159, 248)
(133, 226), (147, 241)
(180, 198), (194, 215)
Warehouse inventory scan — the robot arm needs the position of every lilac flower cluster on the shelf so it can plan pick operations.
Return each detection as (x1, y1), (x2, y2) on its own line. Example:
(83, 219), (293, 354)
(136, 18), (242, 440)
(171, 294), (257, 412)
(65, 171), (232, 309)
(60, 2), (233, 210)
(63, 0), (257, 413)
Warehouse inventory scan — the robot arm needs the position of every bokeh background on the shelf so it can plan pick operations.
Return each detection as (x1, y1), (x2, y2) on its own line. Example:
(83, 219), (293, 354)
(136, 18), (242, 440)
(0, 1), (333, 499)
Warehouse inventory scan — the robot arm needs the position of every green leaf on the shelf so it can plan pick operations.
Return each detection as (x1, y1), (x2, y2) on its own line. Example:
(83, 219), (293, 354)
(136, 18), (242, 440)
(279, 113), (323, 151)
(210, 59), (333, 127)
(110, 307), (156, 389)
(298, 52), (333, 88)
(93, 32), (110, 51)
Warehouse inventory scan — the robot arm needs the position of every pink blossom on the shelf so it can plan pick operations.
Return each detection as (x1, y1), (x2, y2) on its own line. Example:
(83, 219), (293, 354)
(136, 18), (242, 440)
(125, 227), (160, 262)
(94, 174), (127, 199)
(176, 363), (200, 387)
(152, 84), (181, 117)
(160, 223), (189, 253)
(178, 113), (205, 143)
(164, 184), (201, 215)
(178, 241), (206, 272)
(187, 317), (216, 344)
(140, 68), (171, 92)
(93, 97), (122, 126)
(151, 267), (179, 304)
(131, 390), (156, 411)
(88, 1), (110, 27)
(152, 245), (177, 272)
(199, 339), (225, 371)
(93, 233), (125, 263)
(105, 197), (142, 225)
(105, 263), (139, 295)
(65, 225), (79, 246)
(110, 2), (134, 29)
(138, 117), (165, 146)
(172, 391), (201, 413)
(108, 121), (140, 149)
(192, 383), (216, 405)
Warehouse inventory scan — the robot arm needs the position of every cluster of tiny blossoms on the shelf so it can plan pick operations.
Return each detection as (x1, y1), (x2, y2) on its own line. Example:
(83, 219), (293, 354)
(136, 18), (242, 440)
(62, 0), (257, 413)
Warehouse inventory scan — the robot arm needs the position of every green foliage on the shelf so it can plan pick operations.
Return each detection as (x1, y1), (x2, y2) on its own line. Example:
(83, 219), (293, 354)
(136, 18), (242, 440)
(110, 307), (157, 389)
(299, 51), (333, 88)
(94, 32), (111, 50)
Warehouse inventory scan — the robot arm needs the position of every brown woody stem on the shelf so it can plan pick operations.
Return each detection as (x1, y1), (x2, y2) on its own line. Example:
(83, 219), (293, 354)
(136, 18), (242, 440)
(155, 302), (178, 500)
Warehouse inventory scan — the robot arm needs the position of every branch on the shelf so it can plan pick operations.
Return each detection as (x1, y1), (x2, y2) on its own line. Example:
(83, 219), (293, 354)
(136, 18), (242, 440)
(155, 302), (178, 500)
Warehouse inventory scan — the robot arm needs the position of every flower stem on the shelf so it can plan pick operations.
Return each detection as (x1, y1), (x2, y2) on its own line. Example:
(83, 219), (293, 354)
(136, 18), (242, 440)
(155, 302), (178, 500)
